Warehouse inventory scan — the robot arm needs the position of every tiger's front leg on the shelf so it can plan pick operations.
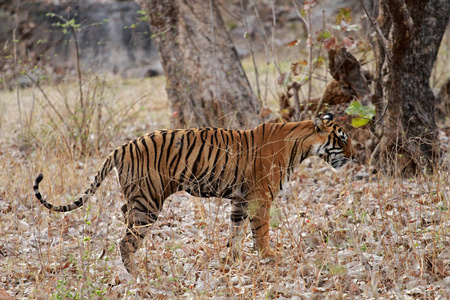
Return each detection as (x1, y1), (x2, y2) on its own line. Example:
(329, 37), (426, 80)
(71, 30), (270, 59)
(228, 199), (249, 259)
(248, 196), (277, 258)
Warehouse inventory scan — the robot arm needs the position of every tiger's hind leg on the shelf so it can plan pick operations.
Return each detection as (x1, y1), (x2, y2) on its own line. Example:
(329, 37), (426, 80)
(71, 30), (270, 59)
(119, 198), (158, 274)
(228, 199), (249, 260)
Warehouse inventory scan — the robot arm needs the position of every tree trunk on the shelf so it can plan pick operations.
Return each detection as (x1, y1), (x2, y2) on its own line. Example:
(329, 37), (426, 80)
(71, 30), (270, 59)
(372, 0), (449, 174)
(136, 0), (260, 129)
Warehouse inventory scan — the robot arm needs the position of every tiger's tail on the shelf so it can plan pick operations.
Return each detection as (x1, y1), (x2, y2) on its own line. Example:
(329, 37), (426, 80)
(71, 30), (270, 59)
(33, 153), (116, 212)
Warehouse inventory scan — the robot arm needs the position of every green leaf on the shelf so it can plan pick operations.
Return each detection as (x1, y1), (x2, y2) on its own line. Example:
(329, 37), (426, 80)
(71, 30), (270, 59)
(351, 117), (370, 128)
(345, 100), (375, 118)
(345, 100), (375, 128)
(345, 100), (362, 115)
(317, 30), (332, 41)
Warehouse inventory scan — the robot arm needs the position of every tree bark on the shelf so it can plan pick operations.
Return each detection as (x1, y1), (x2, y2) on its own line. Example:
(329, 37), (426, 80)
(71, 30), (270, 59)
(136, 0), (260, 129)
(372, 0), (449, 174)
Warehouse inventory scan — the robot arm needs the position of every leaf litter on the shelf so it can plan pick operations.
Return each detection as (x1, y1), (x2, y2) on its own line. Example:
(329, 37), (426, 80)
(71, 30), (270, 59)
(1, 150), (449, 299)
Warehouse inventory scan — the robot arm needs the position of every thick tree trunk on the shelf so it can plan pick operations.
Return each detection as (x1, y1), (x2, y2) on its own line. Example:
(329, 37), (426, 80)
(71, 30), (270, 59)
(373, 0), (449, 174)
(136, 0), (260, 129)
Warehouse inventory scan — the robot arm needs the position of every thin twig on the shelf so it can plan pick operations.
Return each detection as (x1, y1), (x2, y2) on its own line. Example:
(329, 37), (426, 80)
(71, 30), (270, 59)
(13, 0), (23, 134)
(240, 0), (262, 107)
(248, 0), (275, 105)
(358, 0), (391, 63)
(26, 73), (71, 132)
(373, 98), (389, 125)
(289, 82), (301, 121)
(70, 25), (87, 151)
(209, 0), (218, 104)
(306, 5), (313, 103)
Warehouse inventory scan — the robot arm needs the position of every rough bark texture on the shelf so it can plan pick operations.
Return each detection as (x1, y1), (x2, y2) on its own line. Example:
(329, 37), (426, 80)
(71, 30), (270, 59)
(373, 0), (449, 174)
(136, 0), (260, 129)
(327, 48), (372, 107)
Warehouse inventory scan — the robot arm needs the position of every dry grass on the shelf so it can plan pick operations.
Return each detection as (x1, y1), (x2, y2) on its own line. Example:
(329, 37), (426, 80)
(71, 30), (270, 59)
(1, 56), (450, 299)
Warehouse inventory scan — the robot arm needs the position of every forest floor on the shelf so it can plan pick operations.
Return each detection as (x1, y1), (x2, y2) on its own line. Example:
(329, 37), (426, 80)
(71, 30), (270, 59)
(1, 45), (450, 300)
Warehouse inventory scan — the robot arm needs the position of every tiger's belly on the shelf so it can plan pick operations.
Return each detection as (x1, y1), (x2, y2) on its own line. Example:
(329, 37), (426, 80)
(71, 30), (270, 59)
(181, 179), (249, 200)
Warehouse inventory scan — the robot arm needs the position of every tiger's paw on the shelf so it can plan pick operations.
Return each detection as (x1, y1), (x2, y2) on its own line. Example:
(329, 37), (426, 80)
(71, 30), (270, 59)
(229, 248), (247, 261)
(260, 247), (278, 260)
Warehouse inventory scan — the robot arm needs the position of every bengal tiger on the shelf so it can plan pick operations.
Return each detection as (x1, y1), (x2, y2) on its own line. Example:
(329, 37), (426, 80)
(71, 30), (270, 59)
(33, 113), (352, 274)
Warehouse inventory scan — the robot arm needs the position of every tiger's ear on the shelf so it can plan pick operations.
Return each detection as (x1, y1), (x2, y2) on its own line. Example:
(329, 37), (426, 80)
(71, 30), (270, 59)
(322, 113), (334, 121)
(314, 117), (326, 133)
(314, 113), (333, 134)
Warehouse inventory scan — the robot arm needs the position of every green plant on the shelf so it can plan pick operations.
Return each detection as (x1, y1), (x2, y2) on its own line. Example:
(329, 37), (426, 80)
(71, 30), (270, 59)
(52, 280), (79, 300)
(345, 100), (376, 127)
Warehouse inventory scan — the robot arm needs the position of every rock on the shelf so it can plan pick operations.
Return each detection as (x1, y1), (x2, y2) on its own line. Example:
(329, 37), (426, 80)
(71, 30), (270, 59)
(17, 220), (30, 232)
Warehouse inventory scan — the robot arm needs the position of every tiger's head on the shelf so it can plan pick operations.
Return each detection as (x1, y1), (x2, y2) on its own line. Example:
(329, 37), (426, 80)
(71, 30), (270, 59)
(311, 113), (352, 169)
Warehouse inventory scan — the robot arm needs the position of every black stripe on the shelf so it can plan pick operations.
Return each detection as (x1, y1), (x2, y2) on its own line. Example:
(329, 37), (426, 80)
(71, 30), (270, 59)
(232, 147), (240, 188)
(159, 131), (167, 168)
(213, 129), (220, 146)
(100, 156), (111, 179)
(177, 132), (196, 185)
(128, 142), (135, 183)
(207, 132), (214, 161)
(168, 134), (185, 175)
(229, 130), (235, 143)
(165, 131), (176, 166)
(190, 130), (207, 181)
(185, 135), (197, 161)
(220, 129), (227, 144)
(149, 135), (165, 197)
(117, 144), (127, 174)
(250, 129), (257, 181)
(300, 148), (310, 163)
(211, 139), (223, 181)
(286, 123), (303, 135)
(157, 132), (168, 197)
(218, 148), (229, 184)
(143, 173), (159, 211)
(267, 185), (274, 200)
(274, 123), (285, 134)
(278, 162), (284, 190)
(261, 123), (266, 141)
(140, 138), (158, 205)
(131, 140), (141, 189)
(242, 131), (250, 163)
(250, 130), (255, 148)
(122, 163), (133, 198)
(231, 212), (248, 222)
(148, 135), (158, 171)
(287, 139), (299, 172)
(251, 223), (264, 232)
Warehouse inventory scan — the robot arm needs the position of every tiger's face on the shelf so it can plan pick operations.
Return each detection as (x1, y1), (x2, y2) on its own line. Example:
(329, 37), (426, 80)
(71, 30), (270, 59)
(312, 113), (352, 169)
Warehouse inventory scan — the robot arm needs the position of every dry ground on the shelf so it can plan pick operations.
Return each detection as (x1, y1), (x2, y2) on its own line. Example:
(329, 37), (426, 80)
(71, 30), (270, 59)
(1, 57), (449, 299)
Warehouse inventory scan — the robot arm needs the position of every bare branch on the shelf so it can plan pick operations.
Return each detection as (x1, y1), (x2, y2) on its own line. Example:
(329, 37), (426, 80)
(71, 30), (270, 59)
(289, 82), (301, 121)
(358, 0), (390, 62)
